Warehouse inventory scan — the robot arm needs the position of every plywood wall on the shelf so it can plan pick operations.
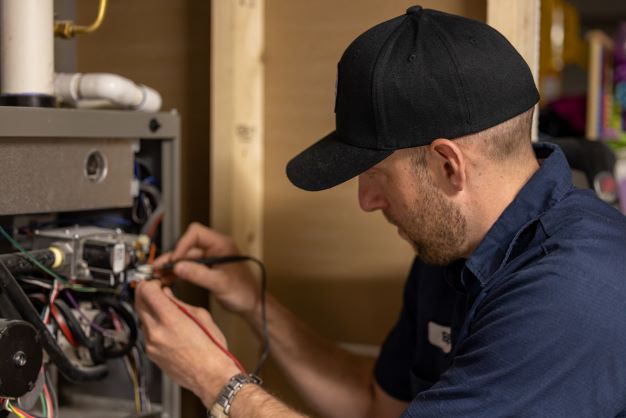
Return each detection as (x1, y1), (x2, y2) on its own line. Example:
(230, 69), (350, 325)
(264, 0), (486, 343)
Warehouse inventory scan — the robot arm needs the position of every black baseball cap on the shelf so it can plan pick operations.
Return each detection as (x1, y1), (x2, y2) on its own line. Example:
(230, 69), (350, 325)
(286, 5), (540, 191)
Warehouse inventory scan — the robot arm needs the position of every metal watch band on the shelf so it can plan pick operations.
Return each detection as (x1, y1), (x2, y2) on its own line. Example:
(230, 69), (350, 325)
(208, 373), (263, 418)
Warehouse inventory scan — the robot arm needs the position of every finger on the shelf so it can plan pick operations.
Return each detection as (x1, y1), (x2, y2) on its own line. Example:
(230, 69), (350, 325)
(161, 289), (219, 335)
(135, 280), (180, 321)
(153, 249), (202, 285)
(134, 290), (160, 332)
(184, 248), (205, 259)
(153, 252), (173, 267)
(172, 223), (235, 261)
(155, 248), (204, 268)
(135, 304), (158, 333)
(135, 281), (158, 316)
(173, 261), (228, 292)
(162, 286), (176, 298)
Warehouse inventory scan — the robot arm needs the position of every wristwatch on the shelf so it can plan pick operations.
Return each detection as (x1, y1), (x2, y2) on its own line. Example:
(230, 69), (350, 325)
(209, 373), (263, 418)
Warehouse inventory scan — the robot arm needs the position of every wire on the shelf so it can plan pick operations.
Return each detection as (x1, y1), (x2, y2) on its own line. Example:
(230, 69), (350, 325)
(42, 375), (52, 418)
(64, 284), (119, 295)
(133, 347), (149, 411)
(0, 226), (67, 283)
(148, 243), (156, 264)
(168, 296), (246, 372)
(42, 281), (61, 325)
(39, 392), (47, 418)
(124, 354), (141, 412)
(133, 345), (151, 412)
(62, 289), (109, 334)
(49, 301), (78, 347)
(5, 401), (37, 418)
(19, 277), (53, 289)
(44, 370), (58, 418)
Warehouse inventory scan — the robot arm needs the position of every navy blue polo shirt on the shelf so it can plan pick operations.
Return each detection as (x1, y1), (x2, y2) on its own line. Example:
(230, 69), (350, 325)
(374, 143), (626, 417)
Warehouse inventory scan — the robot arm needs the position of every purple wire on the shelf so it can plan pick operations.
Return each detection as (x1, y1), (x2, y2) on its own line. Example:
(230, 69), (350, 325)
(62, 289), (108, 334)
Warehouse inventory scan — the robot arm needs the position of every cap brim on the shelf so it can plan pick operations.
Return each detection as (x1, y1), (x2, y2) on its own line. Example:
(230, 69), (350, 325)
(286, 131), (394, 191)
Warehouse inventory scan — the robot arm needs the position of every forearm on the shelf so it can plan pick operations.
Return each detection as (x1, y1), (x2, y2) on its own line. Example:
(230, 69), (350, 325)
(230, 385), (308, 418)
(244, 294), (377, 418)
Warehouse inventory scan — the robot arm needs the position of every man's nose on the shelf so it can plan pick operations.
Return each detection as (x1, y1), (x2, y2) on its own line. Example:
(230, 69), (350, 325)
(358, 174), (388, 212)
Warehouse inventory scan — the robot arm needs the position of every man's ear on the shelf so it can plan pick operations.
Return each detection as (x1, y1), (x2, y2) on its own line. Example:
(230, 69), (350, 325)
(429, 139), (466, 192)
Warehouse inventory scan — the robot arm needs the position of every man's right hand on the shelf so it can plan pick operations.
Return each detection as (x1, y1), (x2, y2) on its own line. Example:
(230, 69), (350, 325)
(153, 222), (261, 318)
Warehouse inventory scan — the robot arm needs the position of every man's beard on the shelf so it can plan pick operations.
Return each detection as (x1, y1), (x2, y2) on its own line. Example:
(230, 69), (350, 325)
(385, 176), (467, 265)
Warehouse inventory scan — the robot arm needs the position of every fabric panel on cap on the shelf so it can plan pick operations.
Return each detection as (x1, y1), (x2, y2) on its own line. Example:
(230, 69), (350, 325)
(376, 12), (469, 148)
(335, 15), (406, 149)
(429, 10), (539, 133)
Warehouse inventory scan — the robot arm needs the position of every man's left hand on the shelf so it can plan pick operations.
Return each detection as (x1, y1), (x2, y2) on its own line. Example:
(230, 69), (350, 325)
(134, 280), (241, 408)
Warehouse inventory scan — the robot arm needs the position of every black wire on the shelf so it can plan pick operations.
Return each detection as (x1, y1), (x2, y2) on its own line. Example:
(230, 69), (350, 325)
(160, 255), (269, 375)
(94, 297), (139, 358)
(0, 261), (108, 381)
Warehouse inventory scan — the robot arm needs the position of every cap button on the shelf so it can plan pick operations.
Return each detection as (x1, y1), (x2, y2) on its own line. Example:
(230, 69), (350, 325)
(406, 5), (423, 15)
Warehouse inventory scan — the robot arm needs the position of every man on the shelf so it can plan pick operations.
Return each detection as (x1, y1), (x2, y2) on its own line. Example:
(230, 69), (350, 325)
(135, 6), (626, 418)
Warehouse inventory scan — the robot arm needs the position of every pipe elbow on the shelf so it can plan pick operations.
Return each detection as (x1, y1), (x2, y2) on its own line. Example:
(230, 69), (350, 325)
(54, 72), (162, 112)
(80, 73), (143, 106)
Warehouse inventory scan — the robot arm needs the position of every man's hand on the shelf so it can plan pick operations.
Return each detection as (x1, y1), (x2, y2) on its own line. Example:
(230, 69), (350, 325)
(134, 280), (241, 408)
(154, 223), (261, 319)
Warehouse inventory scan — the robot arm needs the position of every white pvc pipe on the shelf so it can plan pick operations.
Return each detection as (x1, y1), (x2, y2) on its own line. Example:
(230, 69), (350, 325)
(55, 73), (162, 112)
(0, 0), (55, 95)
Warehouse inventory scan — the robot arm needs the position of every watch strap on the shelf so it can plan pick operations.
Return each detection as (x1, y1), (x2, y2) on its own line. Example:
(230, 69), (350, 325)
(209, 373), (262, 418)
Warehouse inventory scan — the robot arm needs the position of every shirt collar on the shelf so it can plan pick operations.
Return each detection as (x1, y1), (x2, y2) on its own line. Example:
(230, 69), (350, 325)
(464, 142), (573, 286)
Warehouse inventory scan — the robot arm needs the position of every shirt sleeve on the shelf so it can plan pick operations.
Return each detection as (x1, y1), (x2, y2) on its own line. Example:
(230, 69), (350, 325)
(401, 267), (626, 418)
(374, 258), (420, 402)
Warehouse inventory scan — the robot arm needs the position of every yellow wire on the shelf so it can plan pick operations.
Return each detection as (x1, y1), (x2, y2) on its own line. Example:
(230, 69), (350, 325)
(124, 356), (141, 413)
(6, 401), (26, 418)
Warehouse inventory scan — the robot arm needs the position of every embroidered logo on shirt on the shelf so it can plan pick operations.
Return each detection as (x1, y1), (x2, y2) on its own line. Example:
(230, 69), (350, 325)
(428, 321), (452, 353)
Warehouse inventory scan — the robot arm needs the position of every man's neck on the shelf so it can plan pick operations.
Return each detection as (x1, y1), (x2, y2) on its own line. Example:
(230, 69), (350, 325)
(462, 156), (540, 258)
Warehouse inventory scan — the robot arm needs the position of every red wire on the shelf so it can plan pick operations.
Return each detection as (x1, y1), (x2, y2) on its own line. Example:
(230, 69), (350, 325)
(166, 296), (245, 373)
(148, 243), (157, 264)
(43, 281), (60, 325)
(50, 303), (78, 347)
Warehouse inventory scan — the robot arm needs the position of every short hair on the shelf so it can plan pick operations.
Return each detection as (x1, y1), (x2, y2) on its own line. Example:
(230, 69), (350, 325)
(456, 106), (535, 161)
(410, 106), (535, 169)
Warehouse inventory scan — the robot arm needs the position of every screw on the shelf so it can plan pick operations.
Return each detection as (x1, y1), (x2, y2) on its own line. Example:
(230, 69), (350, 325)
(13, 351), (27, 367)
(149, 118), (161, 133)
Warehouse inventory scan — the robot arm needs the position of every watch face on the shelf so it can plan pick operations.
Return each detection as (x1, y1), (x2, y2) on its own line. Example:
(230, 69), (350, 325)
(594, 171), (618, 203)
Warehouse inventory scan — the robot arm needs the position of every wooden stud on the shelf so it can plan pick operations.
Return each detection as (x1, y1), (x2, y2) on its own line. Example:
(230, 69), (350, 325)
(210, 0), (264, 370)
